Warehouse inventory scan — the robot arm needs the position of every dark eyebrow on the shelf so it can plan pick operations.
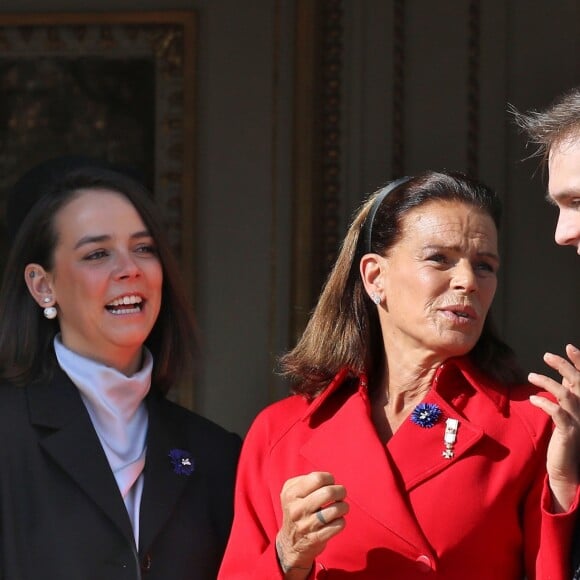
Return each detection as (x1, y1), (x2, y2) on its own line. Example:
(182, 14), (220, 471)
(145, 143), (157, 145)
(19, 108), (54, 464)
(477, 251), (501, 264)
(423, 244), (500, 263)
(74, 230), (152, 250)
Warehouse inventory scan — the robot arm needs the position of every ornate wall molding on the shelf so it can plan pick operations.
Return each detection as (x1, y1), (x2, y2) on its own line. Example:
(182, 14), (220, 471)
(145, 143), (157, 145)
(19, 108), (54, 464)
(292, 0), (343, 341)
(0, 12), (195, 280)
(467, 0), (481, 177)
(320, 0), (343, 277)
(0, 12), (196, 409)
(392, 0), (406, 177)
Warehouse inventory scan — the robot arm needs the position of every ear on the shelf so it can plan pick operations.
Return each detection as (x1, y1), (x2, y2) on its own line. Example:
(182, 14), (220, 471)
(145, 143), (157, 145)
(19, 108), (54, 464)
(24, 264), (56, 308)
(359, 253), (385, 302)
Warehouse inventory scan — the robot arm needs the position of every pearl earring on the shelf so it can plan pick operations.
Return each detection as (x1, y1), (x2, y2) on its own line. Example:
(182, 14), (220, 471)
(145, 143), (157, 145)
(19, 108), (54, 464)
(371, 293), (381, 305)
(43, 306), (57, 320)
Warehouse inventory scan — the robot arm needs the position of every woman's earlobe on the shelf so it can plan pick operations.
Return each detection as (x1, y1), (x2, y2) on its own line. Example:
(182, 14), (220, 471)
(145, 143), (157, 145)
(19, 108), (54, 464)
(360, 253), (385, 299)
(24, 264), (55, 308)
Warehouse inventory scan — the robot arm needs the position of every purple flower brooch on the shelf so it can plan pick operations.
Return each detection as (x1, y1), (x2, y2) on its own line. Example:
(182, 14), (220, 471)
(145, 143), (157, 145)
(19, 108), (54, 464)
(168, 449), (195, 476)
(410, 402), (442, 428)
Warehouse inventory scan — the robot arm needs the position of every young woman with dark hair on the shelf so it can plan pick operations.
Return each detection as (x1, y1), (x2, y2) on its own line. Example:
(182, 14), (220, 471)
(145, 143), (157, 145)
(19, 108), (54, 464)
(0, 159), (241, 580)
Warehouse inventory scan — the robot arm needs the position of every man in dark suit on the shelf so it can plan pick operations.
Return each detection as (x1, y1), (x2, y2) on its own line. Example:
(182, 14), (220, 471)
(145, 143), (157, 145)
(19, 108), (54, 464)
(514, 87), (580, 579)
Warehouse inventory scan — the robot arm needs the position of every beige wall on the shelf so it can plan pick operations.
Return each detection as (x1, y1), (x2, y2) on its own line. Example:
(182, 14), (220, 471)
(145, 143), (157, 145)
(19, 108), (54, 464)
(1, 0), (578, 435)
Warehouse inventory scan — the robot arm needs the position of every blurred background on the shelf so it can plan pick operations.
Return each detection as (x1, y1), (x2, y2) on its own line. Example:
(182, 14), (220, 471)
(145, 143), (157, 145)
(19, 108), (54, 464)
(0, 0), (578, 435)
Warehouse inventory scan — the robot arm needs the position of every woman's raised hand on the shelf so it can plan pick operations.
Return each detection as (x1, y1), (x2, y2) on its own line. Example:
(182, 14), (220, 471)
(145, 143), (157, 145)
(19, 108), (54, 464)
(275, 471), (348, 578)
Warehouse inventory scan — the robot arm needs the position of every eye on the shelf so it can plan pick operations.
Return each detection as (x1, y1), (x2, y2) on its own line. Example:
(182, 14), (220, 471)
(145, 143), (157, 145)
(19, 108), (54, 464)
(134, 243), (158, 256)
(427, 252), (448, 264)
(83, 249), (109, 261)
(474, 261), (497, 274)
(551, 196), (580, 210)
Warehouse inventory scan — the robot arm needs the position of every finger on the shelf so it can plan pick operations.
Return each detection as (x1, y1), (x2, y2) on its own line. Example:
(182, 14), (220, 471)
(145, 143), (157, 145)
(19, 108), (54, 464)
(281, 471), (335, 500)
(529, 374), (580, 416)
(529, 393), (560, 417)
(308, 482), (347, 508)
(530, 394), (578, 429)
(315, 514), (347, 542)
(315, 508), (327, 526)
(566, 344), (580, 370)
(528, 372), (564, 399)
(288, 484), (346, 528)
(541, 352), (580, 390)
(314, 500), (349, 528)
(281, 476), (345, 529)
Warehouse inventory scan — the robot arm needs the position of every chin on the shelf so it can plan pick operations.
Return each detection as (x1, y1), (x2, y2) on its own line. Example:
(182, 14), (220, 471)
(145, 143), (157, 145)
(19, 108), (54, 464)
(435, 337), (478, 359)
(110, 332), (150, 349)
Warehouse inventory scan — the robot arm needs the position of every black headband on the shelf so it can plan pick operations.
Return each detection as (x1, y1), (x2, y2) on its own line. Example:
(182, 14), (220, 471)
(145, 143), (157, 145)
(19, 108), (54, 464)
(361, 176), (412, 254)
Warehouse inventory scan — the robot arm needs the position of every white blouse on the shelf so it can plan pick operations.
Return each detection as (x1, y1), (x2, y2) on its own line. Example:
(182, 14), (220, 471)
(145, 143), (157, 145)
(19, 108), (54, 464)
(54, 335), (152, 547)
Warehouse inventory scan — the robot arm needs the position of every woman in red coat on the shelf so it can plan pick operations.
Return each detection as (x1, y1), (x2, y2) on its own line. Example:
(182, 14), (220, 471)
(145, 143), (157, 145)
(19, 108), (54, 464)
(219, 171), (579, 579)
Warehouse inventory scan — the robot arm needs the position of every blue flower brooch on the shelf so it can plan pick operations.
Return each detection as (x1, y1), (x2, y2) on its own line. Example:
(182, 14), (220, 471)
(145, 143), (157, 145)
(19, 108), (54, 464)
(410, 403), (460, 460)
(168, 449), (195, 476)
(410, 402), (442, 428)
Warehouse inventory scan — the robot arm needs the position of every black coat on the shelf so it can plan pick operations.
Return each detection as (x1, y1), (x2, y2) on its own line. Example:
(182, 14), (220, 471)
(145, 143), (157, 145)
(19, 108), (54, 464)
(0, 367), (241, 580)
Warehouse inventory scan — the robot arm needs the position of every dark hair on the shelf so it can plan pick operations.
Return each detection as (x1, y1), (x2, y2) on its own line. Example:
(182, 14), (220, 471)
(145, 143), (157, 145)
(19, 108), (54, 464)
(280, 170), (524, 398)
(511, 87), (580, 163)
(0, 164), (198, 393)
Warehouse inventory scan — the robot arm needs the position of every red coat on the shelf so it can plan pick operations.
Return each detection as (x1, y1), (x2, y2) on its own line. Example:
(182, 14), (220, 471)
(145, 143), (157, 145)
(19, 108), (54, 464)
(219, 357), (578, 579)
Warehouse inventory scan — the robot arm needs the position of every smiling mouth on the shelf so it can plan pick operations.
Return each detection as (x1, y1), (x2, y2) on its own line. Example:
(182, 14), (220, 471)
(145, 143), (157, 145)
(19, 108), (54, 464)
(105, 295), (144, 315)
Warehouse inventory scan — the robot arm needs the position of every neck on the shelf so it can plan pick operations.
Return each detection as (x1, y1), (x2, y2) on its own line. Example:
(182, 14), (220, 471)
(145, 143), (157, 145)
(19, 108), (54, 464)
(371, 348), (443, 441)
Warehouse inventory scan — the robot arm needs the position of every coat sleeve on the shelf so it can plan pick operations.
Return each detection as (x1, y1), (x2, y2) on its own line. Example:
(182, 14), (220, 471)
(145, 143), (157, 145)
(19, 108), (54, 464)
(533, 475), (578, 580)
(522, 427), (578, 580)
(217, 409), (288, 579)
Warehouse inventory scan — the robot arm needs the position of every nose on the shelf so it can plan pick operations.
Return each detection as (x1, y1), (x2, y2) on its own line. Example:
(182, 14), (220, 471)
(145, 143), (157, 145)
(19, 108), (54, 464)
(113, 252), (141, 279)
(554, 209), (580, 251)
(451, 261), (477, 293)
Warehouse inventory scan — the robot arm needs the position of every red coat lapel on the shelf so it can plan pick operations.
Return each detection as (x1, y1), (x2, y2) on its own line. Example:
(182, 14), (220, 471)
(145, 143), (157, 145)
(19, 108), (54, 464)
(300, 378), (434, 559)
